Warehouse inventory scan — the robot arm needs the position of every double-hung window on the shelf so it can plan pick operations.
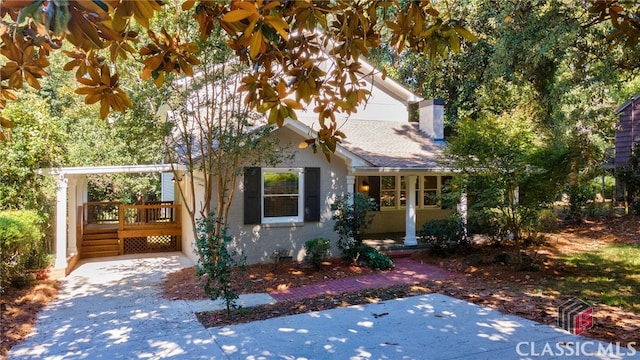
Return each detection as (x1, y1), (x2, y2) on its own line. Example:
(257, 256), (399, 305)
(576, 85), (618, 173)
(244, 167), (320, 225)
(262, 168), (304, 223)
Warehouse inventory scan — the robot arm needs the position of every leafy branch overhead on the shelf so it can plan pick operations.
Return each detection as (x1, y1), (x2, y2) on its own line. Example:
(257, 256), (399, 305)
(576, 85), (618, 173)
(1, 0), (628, 152)
(0, 0), (476, 148)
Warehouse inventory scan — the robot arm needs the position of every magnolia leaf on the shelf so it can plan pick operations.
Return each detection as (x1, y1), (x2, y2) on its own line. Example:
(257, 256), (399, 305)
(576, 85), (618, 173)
(223, 9), (255, 23)
(0, 117), (15, 129)
(453, 25), (478, 42)
(249, 30), (263, 60)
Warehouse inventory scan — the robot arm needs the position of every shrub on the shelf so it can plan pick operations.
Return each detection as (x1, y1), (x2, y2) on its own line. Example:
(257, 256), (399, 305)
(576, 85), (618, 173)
(331, 192), (378, 256)
(304, 238), (330, 270)
(194, 214), (246, 316)
(0, 210), (48, 293)
(347, 245), (394, 270)
(419, 213), (469, 256)
(535, 208), (559, 233)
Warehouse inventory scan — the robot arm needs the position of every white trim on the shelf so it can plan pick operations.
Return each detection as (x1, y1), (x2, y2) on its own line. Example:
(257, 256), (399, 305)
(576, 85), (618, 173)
(37, 164), (186, 176)
(359, 59), (423, 104)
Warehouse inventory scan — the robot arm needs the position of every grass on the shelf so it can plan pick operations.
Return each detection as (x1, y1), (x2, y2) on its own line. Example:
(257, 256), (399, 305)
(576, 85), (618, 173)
(555, 244), (640, 312)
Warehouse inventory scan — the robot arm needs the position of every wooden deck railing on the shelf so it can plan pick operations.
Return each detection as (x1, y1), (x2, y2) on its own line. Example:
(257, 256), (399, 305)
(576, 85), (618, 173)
(86, 201), (122, 224)
(83, 202), (182, 255)
(118, 204), (181, 230)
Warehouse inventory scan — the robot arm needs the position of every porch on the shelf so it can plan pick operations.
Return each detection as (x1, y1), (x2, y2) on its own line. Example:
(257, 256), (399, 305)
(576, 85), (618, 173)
(37, 164), (186, 276)
(79, 202), (182, 259)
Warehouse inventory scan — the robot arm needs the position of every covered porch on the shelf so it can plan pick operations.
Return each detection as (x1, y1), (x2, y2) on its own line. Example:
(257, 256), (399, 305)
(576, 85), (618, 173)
(37, 164), (186, 276)
(346, 170), (467, 249)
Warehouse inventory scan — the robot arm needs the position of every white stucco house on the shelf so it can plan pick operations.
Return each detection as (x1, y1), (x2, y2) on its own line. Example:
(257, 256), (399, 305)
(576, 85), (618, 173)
(40, 59), (460, 275)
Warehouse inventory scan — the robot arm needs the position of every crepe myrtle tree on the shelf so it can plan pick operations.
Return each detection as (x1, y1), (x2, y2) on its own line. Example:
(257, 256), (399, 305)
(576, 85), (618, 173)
(163, 31), (287, 310)
(0, 0), (480, 154)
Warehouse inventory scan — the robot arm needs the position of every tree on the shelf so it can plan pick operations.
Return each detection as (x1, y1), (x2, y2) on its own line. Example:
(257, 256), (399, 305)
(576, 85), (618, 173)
(163, 30), (285, 238)
(376, 1), (622, 221)
(0, 0), (477, 155)
(444, 111), (561, 257)
(0, 92), (64, 211)
(163, 27), (286, 310)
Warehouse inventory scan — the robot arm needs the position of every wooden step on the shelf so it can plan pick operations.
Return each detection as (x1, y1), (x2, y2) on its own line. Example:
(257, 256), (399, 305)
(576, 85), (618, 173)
(83, 233), (118, 241)
(80, 250), (120, 259)
(83, 226), (118, 235)
(80, 236), (120, 259)
(81, 244), (119, 252)
(82, 239), (119, 247)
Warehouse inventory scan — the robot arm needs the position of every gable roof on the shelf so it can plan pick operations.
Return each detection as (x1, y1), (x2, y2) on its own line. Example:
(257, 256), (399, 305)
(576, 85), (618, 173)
(615, 93), (640, 114)
(338, 120), (445, 168)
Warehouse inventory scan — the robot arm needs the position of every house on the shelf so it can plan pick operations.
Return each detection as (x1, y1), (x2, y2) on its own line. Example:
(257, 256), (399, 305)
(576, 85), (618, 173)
(614, 93), (640, 168)
(39, 59), (460, 276)
(174, 60), (460, 265)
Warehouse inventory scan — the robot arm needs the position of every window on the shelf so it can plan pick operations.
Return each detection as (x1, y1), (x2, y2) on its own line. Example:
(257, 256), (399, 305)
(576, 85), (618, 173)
(370, 174), (451, 210)
(262, 169), (304, 223)
(244, 167), (320, 225)
(423, 176), (438, 206)
(381, 176), (396, 207)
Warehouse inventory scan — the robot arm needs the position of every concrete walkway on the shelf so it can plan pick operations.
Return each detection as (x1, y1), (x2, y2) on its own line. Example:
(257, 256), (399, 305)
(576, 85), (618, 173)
(8, 253), (635, 360)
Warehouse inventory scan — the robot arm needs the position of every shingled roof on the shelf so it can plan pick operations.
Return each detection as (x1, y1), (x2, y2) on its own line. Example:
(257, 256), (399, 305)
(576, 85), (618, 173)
(333, 119), (446, 169)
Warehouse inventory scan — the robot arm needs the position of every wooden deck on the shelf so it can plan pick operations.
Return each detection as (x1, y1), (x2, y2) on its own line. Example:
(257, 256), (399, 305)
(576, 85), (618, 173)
(79, 203), (181, 259)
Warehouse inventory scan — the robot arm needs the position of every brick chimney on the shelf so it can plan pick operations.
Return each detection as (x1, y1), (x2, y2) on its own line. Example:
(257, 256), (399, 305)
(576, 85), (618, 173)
(419, 99), (444, 140)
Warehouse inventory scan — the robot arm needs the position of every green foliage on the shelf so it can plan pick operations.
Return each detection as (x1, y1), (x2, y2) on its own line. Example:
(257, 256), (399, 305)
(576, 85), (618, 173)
(534, 208), (559, 233)
(194, 214), (246, 315)
(564, 183), (597, 219)
(331, 192), (378, 254)
(0, 210), (50, 293)
(618, 143), (640, 215)
(419, 213), (469, 256)
(330, 193), (393, 270)
(0, 94), (64, 211)
(357, 245), (395, 271)
(304, 238), (330, 270)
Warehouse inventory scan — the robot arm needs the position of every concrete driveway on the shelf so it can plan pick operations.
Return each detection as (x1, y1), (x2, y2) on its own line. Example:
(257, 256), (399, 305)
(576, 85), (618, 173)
(8, 253), (636, 360)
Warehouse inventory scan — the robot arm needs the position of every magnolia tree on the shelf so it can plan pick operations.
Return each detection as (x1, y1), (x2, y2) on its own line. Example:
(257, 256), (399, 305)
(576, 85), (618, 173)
(0, 0), (482, 152)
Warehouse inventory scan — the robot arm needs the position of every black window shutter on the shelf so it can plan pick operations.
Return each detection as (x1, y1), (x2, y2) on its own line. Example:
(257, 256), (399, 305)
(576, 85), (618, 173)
(368, 176), (381, 210)
(244, 167), (261, 224)
(304, 167), (321, 222)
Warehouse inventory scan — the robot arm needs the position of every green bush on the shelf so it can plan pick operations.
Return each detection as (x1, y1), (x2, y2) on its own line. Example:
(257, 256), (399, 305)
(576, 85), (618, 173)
(419, 213), (469, 256)
(194, 214), (246, 316)
(331, 192), (378, 255)
(0, 210), (48, 293)
(535, 208), (559, 233)
(348, 245), (394, 270)
(304, 238), (330, 270)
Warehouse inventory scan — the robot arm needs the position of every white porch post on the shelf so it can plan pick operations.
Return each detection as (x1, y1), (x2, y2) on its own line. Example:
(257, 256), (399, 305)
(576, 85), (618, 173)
(404, 175), (418, 246)
(80, 177), (88, 221)
(54, 176), (68, 269)
(67, 177), (78, 255)
(457, 192), (468, 237)
(346, 175), (355, 205)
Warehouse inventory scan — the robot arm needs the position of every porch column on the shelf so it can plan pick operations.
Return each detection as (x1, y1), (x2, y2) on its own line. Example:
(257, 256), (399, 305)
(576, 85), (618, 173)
(457, 192), (468, 237)
(54, 176), (68, 269)
(404, 175), (418, 246)
(67, 177), (78, 255)
(346, 175), (355, 205)
(80, 177), (88, 221)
